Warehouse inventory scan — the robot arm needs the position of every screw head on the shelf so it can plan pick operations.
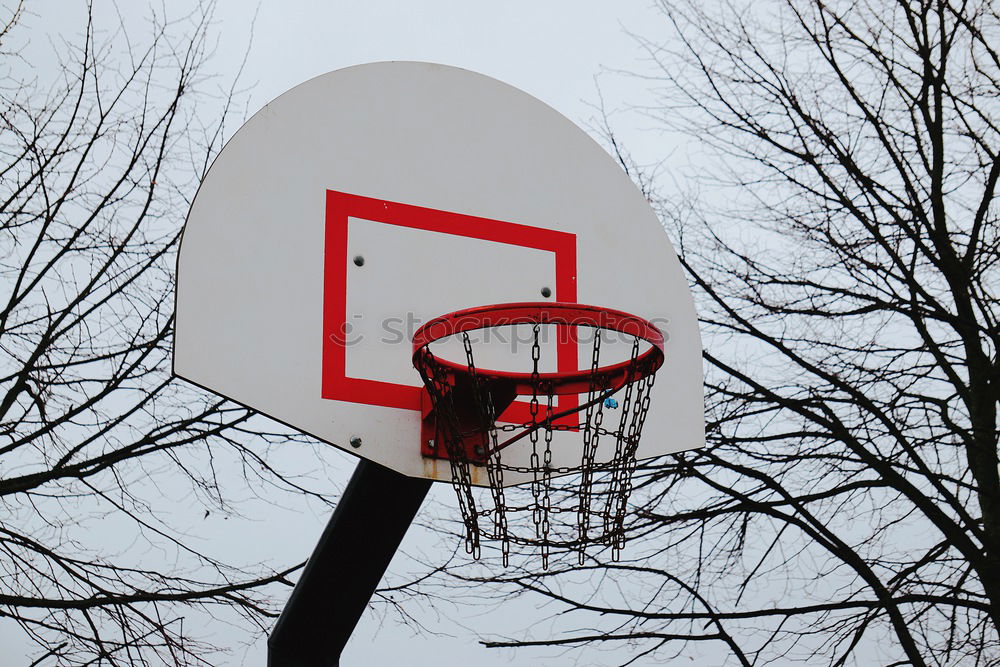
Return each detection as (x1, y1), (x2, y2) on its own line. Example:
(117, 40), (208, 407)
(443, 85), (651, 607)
(349, 436), (362, 448)
(540, 286), (552, 298)
(353, 255), (365, 267)
(427, 439), (436, 450)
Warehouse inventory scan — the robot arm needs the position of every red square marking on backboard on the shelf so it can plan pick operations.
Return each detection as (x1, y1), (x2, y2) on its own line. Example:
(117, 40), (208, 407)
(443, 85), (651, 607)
(322, 190), (578, 417)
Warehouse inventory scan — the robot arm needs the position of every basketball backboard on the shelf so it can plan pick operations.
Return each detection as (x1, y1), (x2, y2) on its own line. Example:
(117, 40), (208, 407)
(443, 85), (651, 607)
(174, 62), (703, 486)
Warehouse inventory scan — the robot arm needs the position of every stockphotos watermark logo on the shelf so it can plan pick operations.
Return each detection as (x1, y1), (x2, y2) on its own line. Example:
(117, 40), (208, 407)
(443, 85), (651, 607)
(331, 311), (668, 351)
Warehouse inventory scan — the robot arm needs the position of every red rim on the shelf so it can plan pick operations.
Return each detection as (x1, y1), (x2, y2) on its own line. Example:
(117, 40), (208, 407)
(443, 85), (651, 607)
(412, 302), (665, 395)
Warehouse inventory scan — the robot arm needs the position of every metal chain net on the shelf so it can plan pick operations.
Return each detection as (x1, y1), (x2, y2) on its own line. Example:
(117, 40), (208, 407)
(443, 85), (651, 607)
(416, 325), (657, 567)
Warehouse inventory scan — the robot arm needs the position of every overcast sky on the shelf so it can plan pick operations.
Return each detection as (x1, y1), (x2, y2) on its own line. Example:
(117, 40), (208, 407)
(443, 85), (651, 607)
(215, 1), (663, 129)
(8, 2), (682, 665)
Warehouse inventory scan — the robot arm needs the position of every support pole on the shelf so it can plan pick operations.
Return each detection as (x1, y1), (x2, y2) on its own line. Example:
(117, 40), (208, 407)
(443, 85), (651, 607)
(267, 459), (432, 667)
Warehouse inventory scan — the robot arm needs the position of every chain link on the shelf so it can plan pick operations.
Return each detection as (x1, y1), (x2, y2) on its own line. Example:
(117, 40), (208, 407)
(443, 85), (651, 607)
(414, 318), (658, 565)
(415, 346), (481, 558)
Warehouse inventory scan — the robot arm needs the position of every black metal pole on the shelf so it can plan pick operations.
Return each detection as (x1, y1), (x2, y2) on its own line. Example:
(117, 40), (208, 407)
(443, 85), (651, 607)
(267, 459), (432, 667)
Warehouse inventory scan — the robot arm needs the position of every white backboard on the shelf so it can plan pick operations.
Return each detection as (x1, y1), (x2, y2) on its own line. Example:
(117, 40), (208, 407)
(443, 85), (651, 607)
(174, 62), (703, 486)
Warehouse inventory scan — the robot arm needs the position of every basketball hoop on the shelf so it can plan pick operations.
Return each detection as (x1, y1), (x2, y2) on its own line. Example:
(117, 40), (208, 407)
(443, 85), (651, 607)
(176, 62), (704, 662)
(413, 302), (665, 566)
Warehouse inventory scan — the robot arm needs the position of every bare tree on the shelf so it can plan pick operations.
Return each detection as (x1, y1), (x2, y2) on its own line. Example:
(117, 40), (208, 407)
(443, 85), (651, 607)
(421, 1), (1000, 664)
(0, 4), (328, 664)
